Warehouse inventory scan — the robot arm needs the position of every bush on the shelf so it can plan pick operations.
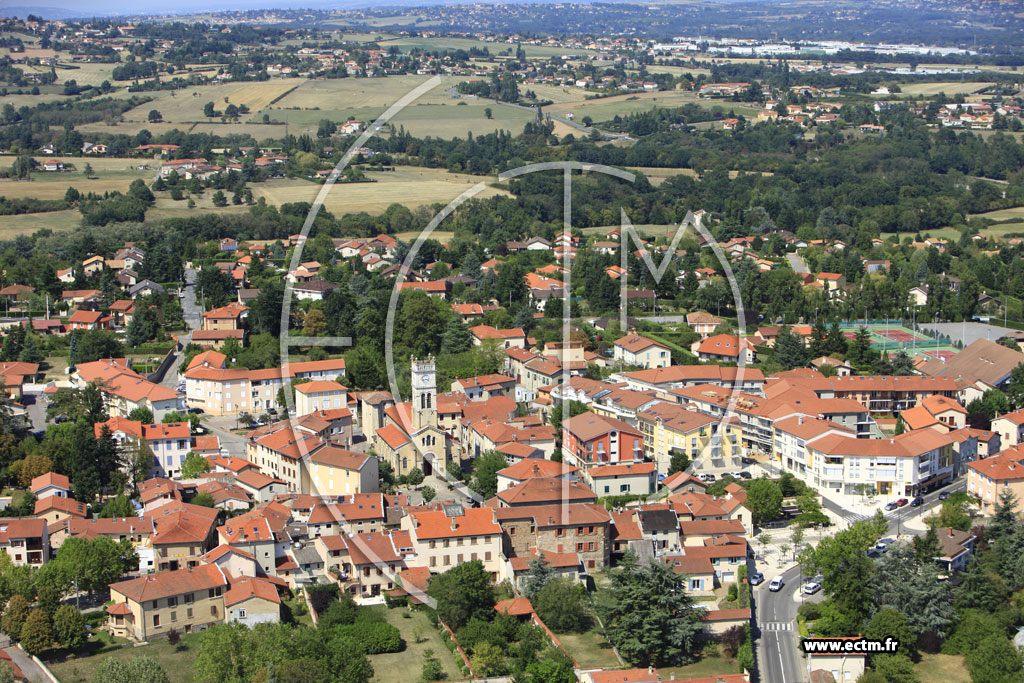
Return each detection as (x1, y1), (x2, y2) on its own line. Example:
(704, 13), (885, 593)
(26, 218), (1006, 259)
(737, 642), (755, 673)
(422, 656), (446, 682)
(332, 621), (402, 654)
(702, 641), (720, 658)
(307, 585), (340, 616)
(720, 625), (746, 658)
(798, 602), (822, 622)
(318, 596), (359, 628)
(533, 578), (591, 633)
(726, 584), (738, 602)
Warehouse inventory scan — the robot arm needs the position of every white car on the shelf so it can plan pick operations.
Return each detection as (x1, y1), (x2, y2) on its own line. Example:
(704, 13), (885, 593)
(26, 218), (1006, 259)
(768, 576), (784, 592)
(802, 578), (822, 595)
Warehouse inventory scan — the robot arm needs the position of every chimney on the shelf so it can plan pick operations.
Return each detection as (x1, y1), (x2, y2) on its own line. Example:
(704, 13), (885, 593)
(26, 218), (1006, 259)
(948, 528), (954, 538)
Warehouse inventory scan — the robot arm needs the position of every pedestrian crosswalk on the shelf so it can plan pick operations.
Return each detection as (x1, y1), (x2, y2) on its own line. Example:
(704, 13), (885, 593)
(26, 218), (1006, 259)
(761, 622), (793, 631)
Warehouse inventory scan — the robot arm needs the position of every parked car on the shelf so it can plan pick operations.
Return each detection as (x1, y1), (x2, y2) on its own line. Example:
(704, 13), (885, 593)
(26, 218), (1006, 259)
(749, 572), (764, 586)
(938, 491), (950, 501)
(884, 501), (899, 511)
(866, 548), (882, 559)
(803, 577), (823, 595)
(768, 576), (784, 592)
(910, 496), (924, 507)
(895, 498), (909, 507)
(876, 538), (895, 553)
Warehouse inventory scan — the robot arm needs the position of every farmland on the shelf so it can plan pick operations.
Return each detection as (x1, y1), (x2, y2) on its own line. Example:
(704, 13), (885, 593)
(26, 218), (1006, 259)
(970, 206), (1024, 221)
(543, 89), (758, 122)
(249, 167), (509, 216)
(897, 81), (996, 96)
(0, 209), (80, 239)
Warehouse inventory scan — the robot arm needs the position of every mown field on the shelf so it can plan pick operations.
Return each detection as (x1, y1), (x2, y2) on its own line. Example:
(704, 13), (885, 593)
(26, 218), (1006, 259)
(0, 209), (80, 239)
(250, 167), (508, 215)
(897, 81), (995, 97)
(970, 206), (1024, 221)
(544, 89), (758, 121)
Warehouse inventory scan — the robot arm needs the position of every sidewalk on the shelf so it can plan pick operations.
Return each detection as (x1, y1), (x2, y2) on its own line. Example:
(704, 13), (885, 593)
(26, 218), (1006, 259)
(4, 646), (48, 682)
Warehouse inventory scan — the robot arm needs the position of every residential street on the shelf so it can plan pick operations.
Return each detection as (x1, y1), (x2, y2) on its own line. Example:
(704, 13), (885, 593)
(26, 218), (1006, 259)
(753, 478), (964, 682)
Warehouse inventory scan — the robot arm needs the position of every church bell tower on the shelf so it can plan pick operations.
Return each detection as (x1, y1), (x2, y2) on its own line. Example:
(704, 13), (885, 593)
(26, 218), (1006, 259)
(411, 357), (437, 431)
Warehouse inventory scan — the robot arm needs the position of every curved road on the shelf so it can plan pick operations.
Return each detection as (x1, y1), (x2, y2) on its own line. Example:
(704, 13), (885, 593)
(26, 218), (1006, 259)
(755, 480), (964, 682)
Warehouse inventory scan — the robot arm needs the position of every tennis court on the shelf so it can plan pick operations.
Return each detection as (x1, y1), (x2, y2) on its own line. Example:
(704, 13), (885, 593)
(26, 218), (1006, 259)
(874, 329), (927, 343)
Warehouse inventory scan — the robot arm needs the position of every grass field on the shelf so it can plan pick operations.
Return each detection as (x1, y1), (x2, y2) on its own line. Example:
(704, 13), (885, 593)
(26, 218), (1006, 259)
(0, 209), (80, 239)
(46, 629), (201, 683)
(914, 653), (970, 683)
(882, 227), (962, 242)
(557, 628), (622, 669)
(264, 76), (535, 138)
(147, 194), (250, 222)
(111, 81), (302, 127)
(0, 166), (151, 202)
(658, 649), (741, 680)
(368, 607), (463, 683)
(970, 206), (1024, 221)
(981, 222), (1024, 238)
(544, 89), (758, 122)
(897, 81), (994, 97)
(394, 230), (454, 243)
(250, 168), (508, 215)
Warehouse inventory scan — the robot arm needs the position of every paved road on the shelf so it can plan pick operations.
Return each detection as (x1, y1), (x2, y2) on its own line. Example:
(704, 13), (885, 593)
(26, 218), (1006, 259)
(756, 564), (814, 683)
(786, 253), (809, 274)
(755, 480), (964, 682)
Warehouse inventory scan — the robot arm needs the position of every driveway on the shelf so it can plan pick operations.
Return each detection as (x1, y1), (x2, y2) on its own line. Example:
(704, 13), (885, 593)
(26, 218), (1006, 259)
(4, 646), (48, 682)
(786, 252), (809, 274)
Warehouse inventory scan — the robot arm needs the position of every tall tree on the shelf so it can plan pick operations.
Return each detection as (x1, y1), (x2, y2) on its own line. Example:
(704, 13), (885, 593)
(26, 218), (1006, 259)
(745, 478), (783, 525)
(602, 553), (706, 667)
(470, 450), (507, 500)
(774, 326), (807, 370)
(427, 560), (495, 630)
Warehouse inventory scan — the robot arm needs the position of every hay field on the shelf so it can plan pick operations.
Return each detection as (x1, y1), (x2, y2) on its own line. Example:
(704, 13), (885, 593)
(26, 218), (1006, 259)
(524, 83), (586, 105)
(111, 81), (302, 126)
(0, 168), (151, 202)
(897, 81), (994, 97)
(147, 195), (250, 222)
(250, 167), (508, 215)
(270, 75), (457, 109)
(642, 65), (713, 78)
(0, 209), (80, 239)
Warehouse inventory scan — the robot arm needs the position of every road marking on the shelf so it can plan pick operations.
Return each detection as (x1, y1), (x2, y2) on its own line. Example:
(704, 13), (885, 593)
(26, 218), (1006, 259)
(761, 622), (793, 631)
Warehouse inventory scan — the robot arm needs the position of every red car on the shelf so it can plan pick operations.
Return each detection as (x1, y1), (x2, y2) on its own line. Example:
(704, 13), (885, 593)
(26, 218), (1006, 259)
(895, 498), (909, 507)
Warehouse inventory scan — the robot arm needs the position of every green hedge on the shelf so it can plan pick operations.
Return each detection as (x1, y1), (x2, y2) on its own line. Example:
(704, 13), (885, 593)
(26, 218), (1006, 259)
(331, 621), (402, 654)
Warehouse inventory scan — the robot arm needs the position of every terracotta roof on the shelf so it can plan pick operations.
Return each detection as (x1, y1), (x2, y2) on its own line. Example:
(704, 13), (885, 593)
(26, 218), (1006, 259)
(588, 462), (656, 478)
(0, 518), (46, 542)
(376, 423), (410, 450)
(496, 477), (597, 506)
(966, 445), (1024, 482)
(663, 554), (715, 575)
(494, 502), (611, 527)
(66, 517), (154, 539)
(110, 564), (227, 603)
(345, 529), (414, 566)
(694, 334), (751, 358)
(662, 471), (707, 491)
(563, 412), (642, 442)
(34, 496), (87, 517)
(224, 577), (281, 607)
(202, 543), (256, 563)
(498, 459), (578, 482)
(495, 597), (534, 616)
(614, 333), (669, 353)
(410, 507), (501, 540)
(30, 471), (70, 492)
(308, 446), (371, 470)
(187, 350), (227, 371)
(294, 380), (346, 395)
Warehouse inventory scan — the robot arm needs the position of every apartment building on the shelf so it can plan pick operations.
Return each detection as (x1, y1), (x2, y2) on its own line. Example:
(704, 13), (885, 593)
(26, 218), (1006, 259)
(636, 403), (740, 473)
(612, 334), (671, 369)
(766, 372), (959, 414)
(612, 364), (766, 397)
(494, 502), (612, 571)
(294, 380), (348, 415)
(561, 412), (645, 472)
(403, 506), (505, 580)
(801, 429), (956, 497)
(992, 410), (1024, 449)
(967, 445), (1024, 515)
(107, 564), (230, 640)
(184, 358), (346, 416)
(302, 446), (378, 497)
(0, 519), (49, 567)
